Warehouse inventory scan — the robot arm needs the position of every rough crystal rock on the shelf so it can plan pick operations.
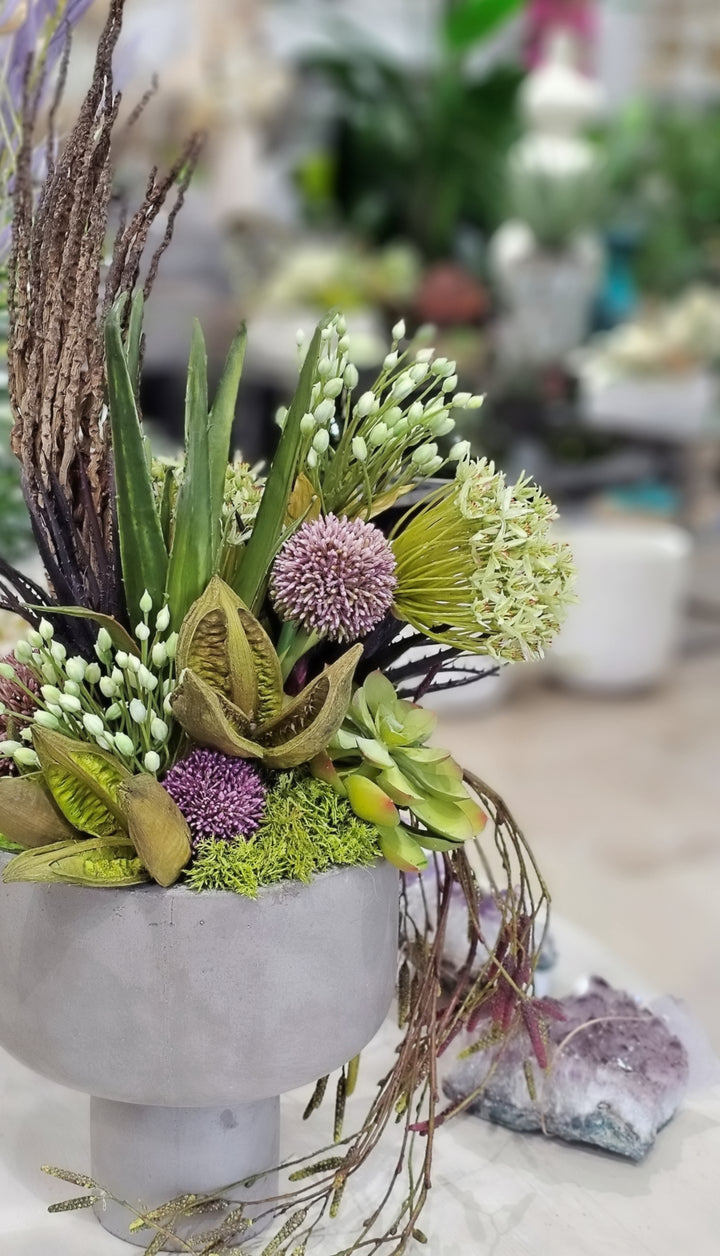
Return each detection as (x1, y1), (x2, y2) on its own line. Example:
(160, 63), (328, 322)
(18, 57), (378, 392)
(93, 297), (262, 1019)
(443, 977), (689, 1160)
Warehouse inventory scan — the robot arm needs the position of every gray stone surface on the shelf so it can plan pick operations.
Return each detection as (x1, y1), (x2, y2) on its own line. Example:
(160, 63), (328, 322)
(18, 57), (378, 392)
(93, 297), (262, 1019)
(443, 977), (689, 1160)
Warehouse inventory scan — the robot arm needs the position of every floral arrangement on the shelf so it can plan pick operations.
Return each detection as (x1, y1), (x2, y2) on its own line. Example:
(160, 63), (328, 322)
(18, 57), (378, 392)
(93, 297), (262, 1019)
(0, 3), (575, 1252)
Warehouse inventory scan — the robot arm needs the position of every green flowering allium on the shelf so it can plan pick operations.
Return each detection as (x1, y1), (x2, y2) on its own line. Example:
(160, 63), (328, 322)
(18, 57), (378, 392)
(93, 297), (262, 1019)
(184, 772), (380, 897)
(391, 458), (575, 662)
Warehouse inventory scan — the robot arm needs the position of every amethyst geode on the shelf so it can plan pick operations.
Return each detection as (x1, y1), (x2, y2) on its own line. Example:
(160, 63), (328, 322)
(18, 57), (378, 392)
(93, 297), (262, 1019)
(443, 977), (689, 1160)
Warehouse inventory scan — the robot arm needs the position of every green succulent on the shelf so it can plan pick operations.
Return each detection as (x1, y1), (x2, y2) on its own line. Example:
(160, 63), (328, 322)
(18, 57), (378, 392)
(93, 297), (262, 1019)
(0, 728), (191, 887)
(312, 671), (486, 871)
(169, 577), (362, 769)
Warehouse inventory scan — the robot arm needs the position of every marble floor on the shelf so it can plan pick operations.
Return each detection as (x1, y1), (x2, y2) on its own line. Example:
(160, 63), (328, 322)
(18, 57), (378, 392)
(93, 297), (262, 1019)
(436, 630), (720, 1048)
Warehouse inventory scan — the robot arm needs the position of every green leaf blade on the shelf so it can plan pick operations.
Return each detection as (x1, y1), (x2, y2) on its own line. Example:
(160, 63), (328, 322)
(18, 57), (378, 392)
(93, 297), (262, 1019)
(105, 300), (168, 622)
(166, 320), (212, 628)
(208, 324), (247, 557)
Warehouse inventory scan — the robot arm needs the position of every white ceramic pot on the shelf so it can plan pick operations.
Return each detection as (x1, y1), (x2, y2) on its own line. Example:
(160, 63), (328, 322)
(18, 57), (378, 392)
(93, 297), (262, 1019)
(548, 518), (692, 692)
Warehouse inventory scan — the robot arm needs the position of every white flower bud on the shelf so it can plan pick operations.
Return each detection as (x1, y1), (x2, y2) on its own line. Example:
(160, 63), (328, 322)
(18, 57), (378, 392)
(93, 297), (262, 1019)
(112, 667), (124, 685)
(151, 642), (168, 669)
(449, 439), (472, 461)
(38, 618), (54, 641)
(96, 627), (113, 654)
(105, 703), (122, 721)
(84, 663), (101, 685)
(409, 363), (428, 384)
(429, 413), (455, 438)
(129, 698), (147, 724)
(63, 680), (80, 698)
(127, 655), (141, 674)
(58, 693), (82, 713)
(452, 392), (472, 407)
(300, 412), (316, 436)
(384, 406), (403, 427)
(20, 726), (33, 742)
(312, 428), (330, 455)
(139, 589), (153, 615)
(144, 751), (161, 773)
(27, 630), (43, 648)
(14, 747), (39, 768)
(0, 740), (21, 756)
(442, 373), (458, 394)
(424, 455), (443, 476)
(351, 436), (368, 463)
(335, 314), (347, 336)
(65, 656), (86, 683)
(82, 713), (105, 737)
(369, 422), (389, 447)
(317, 355), (334, 379)
(138, 665), (158, 691)
(99, 676), (117, 698)
(13, 640), (33, 664)
(411, 442), (438, 467)
(313, 398), (335, 426)
(46, 703), (63, 718)
(407, 401), (424, 425)
(34, 711), (60, 730)
(392, 318), (406, 341)
(415, 347), (434, 363)
(343, 363), (359, 389)
(40, 684), (62, 704)
(50, 641), (66, 663)
(392, 374), (415, 402)
(383, 350), (398, 370)
(0, 661), (15, 680)
(135, 622), (151, 642)
(323, 377), (344, 399)
(467, 394), (485, 409)
(295, 328), (305, 347)
(155, 606), (171, 633)
(164, 694), (174, 717)
(338, 334), (350, 353)
(306, 448), (318, 470)
(115, 732), (135, 757)
(150, 716), (169, 744)
(166, 633), (179, 660)
(275, 405), (288, 431)
(356, 391), (377, 419)
(95, 734), (113, 752)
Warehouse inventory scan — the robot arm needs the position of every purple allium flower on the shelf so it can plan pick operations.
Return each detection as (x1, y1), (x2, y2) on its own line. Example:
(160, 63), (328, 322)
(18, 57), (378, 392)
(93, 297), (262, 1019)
(0, 653), (40, 776)
(270, 513), (397, 643)
(163, 749), (266, 848)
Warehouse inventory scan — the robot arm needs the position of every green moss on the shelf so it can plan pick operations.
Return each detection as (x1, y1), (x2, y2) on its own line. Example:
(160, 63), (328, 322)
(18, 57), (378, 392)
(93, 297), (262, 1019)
(184, 771), (381, 897)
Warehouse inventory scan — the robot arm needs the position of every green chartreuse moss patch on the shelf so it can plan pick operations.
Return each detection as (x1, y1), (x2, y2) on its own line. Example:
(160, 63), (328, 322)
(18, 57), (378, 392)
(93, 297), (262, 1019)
(184, 771), (380, 898)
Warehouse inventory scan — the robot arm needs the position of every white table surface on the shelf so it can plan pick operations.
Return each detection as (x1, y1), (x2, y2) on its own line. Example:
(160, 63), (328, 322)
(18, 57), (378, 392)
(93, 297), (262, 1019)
(2, 918), (720, 1256)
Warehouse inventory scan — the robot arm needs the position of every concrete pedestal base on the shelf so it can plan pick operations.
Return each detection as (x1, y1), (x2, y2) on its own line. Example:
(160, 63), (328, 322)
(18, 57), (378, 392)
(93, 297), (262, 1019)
(91, 1096), (280, 1248)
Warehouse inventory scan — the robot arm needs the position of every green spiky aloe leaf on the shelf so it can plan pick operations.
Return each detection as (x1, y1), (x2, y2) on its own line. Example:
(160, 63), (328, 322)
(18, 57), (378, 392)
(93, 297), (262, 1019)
(234, 314), (333, 613)
(2, 838), (149, 886)
(0, 774), (77, 848)
(119, 774), (191, 887)
(208, 324), (247, 551)
(165, 320), (212, 628)
(33, 728), (130, 838)
(105, 296), (169, 622)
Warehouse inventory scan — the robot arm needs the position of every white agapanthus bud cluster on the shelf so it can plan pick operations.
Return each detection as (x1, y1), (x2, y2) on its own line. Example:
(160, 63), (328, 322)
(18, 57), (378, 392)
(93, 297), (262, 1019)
(282, 311), (483, 516)
(2, 595), (179, 776)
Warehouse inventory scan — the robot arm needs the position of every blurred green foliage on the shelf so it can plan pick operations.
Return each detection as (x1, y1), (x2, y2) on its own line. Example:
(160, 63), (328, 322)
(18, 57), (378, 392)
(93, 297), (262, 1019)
(297, 2), (524, 260)
(601, 101), (720, 294)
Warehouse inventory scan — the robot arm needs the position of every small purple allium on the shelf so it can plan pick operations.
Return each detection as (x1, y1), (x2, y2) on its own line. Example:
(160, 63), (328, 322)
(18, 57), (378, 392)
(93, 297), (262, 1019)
(163, 749), (266, 848)
(0, 653), (40, 776)
(270, 513), (397, 643)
